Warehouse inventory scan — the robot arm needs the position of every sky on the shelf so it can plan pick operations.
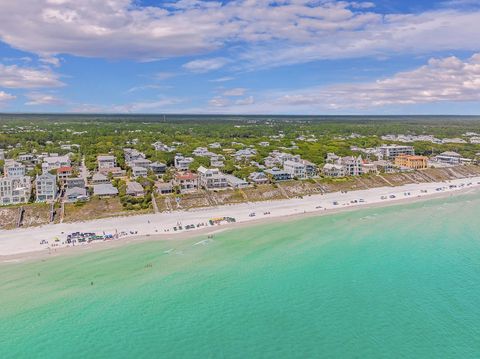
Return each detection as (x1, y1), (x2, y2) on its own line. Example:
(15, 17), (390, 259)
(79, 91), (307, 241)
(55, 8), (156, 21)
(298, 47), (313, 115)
(0, 0), (480, 115)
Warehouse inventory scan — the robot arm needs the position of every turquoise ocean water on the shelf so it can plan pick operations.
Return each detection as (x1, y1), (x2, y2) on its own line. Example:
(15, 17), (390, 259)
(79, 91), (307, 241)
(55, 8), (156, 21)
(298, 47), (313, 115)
(2, 193), (480, 358)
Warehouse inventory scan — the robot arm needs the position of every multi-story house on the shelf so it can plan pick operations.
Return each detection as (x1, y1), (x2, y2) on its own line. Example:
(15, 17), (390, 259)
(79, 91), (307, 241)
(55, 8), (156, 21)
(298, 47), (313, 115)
(4, 160), (26, 178)
(57, 166), (73, 182)
(97, 155), (116, 169)
(394, 155), (428, 170)
(283, 160), (307, 179)
(322, 154), (363, 177)
(65, 177), (86, 189)
(0, 176), (31, 206)
(42, 155), (71, 173)
(174, 155), (194, 171)
(174, 172), (199, 193)
(132, 166), (148, 178)
(248, 172), (269, 185)
(35, 172), (57, 202)
(149, 162), (167, 175)
(433, 151), (471, 165)
(322, 163), (346, 177)
(264, 168), (292, 181)
(197, 166), (228, 190)
(377, 145), (415, 160)
(341, 156), (363, 176)
(124, 148), (145, 163)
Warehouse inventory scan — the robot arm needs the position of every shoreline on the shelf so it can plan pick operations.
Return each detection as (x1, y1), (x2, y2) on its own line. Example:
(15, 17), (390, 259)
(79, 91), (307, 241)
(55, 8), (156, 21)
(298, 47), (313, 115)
(2, 176), (480, 263)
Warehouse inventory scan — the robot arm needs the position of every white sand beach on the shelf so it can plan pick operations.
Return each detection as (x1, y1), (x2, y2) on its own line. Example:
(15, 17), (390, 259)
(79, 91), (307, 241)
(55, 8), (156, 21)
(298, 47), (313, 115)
(1, 176), (480, 259)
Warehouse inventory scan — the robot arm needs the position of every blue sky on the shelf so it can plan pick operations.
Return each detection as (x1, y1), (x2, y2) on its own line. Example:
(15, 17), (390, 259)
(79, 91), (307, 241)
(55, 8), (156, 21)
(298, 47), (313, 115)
(0, 0), (480, 115)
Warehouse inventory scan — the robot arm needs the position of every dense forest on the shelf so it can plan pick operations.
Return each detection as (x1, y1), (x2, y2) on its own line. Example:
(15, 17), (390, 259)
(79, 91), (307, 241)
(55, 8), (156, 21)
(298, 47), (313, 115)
(2, 115), (480, 176)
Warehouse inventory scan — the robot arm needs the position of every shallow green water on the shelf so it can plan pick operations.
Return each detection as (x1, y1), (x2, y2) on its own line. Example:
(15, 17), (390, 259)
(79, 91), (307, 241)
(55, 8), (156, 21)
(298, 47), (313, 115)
(2, 194), (480, 358)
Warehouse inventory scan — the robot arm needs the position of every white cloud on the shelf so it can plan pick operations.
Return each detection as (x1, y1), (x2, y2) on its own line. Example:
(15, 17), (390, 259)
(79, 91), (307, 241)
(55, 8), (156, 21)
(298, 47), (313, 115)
(153, 72), (176, 80)
(208, 96), (230, 107)
(0, 64), (64, 88)
(126, 84), (167, 93)
(222, 87), (246, 96)
(0, 0), (479, 68)
(0, 91), (16, 104)
(39, 56), (61, 67)
(210, 76), (234, 82)
(197, 54), (480, 113)
(25, 92), (64, 106)
(273, 54), (480, 109)
(235, 96), (254, 105)
(183, 58), (229, 73)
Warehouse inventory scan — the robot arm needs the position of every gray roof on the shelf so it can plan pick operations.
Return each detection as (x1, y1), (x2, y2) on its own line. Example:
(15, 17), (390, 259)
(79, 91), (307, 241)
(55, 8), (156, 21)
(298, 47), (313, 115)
(157, 182), (173, 190)
(65, 186), (87, 197)
(127, 181), (144, 193)
(93, 184), (118, 196)
(92, 172), (108, 181)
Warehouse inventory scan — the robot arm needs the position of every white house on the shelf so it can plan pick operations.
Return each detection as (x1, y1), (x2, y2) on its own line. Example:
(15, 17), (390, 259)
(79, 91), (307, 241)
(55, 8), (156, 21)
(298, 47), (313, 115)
(97, 155), (116, 169)
(42, 155), (71, 172)
(0, 176), (31, 206)
(377, 145), (414, 160)
(132, 166), (148, 178)
(197, 166), (228, 190)
(283, 160), (307, 179)
(225, 174), (249, 189)
(35, 172), (57, 202)
(433, 151), (471, 165)
(174, 155), (194, 171)
(4, 160), (26, 178)
(174, 172), (199, 193)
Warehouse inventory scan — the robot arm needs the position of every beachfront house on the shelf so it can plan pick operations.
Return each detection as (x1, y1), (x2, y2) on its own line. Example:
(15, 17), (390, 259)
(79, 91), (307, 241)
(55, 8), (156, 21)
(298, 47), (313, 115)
(97, 155), (116, 170)
(249, 172), (269, 185)
(372, 160), (395, 174)
(264, 168), (292, 181)
(433, 151), (471, 166)
(283, 160), (307, 179)
(225, 174), (249, 189)
(340, 156), (363, 176)
(0, 176), (31, 206)
(35, 172), (57, 202)
(65, 187), (88, 203)
(197, 166), (228, 190)
(173, 172), (199, 193)
(157, 181), (174, 195)
(93, 183), (118, 197)
(322, 163), (345, 177)
(126, 181), (145, 197)
(395, 155), (428, 170)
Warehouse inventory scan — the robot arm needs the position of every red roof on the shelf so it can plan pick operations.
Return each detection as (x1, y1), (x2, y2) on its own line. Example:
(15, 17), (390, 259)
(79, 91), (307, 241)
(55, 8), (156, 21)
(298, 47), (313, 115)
(58, 166), (73, 173)
(175, 172), (198, 180)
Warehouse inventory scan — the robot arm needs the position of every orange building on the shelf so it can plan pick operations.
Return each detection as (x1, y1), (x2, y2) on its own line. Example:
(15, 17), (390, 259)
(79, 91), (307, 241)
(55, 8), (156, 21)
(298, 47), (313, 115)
(394, 155), (428, 169)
